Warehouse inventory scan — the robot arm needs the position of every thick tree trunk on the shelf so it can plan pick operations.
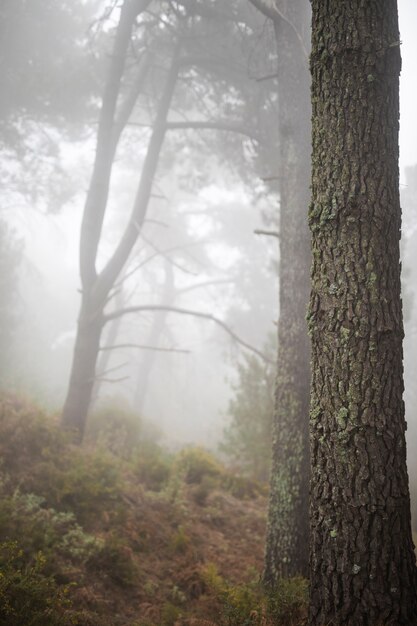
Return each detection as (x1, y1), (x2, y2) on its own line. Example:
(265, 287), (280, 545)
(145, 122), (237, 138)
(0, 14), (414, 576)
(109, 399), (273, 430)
(263, 0), (311, 585)
(308, 1), (417, 624)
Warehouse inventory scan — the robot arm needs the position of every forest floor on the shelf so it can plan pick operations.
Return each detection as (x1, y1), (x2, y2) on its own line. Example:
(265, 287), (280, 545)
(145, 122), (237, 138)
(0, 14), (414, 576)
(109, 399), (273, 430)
(0, 394), (307, 626)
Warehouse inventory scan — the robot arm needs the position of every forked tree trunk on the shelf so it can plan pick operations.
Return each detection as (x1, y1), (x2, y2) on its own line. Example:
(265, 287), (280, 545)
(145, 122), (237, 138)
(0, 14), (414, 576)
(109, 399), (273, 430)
(263, 0), (311, 585)
(308, 1), (417, 623)
(61, 0), (179, 441)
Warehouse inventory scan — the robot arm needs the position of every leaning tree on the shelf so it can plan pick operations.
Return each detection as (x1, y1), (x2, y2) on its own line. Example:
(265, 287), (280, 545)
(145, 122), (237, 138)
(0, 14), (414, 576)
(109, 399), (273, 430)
(308, 0), (417, 623)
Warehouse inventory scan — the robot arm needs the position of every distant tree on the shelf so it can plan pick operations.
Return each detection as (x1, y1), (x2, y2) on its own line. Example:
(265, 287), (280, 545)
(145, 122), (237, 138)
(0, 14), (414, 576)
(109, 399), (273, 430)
(61, 0), (276, 441)
(0, 0), (98, 143)
(308, 1), (417, 623)
(221, 338), (275, 482)
(0, 221), (22, 385)
(249, 0), (311, 582)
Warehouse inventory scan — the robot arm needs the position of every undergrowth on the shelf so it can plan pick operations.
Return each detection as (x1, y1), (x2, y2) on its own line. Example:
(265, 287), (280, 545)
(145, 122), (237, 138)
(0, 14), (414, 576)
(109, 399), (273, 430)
(0, 393), (308, 625)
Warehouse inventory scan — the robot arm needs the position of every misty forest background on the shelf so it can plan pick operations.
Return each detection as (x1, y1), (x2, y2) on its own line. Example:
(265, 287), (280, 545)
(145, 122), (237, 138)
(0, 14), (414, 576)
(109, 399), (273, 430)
(0, 0), (417, 625)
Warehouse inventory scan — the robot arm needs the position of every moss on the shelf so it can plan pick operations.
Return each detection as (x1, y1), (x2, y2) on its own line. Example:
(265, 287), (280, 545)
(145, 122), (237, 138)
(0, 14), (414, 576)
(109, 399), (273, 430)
(340, 327), (350, 344)
(336, 407), (349, 429)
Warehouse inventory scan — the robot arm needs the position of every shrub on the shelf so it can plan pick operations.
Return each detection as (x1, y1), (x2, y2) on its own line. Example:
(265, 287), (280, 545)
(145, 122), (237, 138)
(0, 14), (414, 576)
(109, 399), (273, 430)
(170, 526), (190, 555)
(0, 541), (75, 626)
(173, 447), (224, 485)
(221, 474), (263, 500)
(32, 448), (124, 529)
(160, 602), (182, 626)
(201, 564), (308, 626)
(0, 492), (98, 569)
(266, 577), (308, 626)
(86, 536), (138, 588)
(0, 395), (68, 481)
(132, 444), (171, 492)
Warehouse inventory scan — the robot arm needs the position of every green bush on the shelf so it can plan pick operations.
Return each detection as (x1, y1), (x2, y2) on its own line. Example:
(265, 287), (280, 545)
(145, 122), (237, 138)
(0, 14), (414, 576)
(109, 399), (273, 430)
(266, 577), (308, 625)
(160, 602), (182, 626)
(173, 447), (224, 485)
(202, 564), (308, 626)
(0, 395), (124, 528)
(31, 448), (124, 529)
(169, 526), (190, 555)
(0, 492), (98, 569)
(221, 339), (276, 483)
(0, 541), (75, 626)
(202, 563), (263, 626)
(222, 474), (264, 500)
(132, 444), (171, 492)
(0, 395), (68, 480)
(86, 536), (138, 588)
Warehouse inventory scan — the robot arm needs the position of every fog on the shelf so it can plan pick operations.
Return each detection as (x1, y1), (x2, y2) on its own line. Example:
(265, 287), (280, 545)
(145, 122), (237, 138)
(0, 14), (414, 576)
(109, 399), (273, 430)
(1, 0), (416, 491)
(1, 1), (417, 622)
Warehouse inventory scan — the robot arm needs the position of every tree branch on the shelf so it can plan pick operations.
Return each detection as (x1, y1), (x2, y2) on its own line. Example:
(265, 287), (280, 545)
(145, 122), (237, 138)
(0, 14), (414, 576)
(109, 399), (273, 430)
(94, 43), (182, 303)
(248, 0), (308, 60)
(99, 343), (190, 354)
(164, 120), (259, 142)
(140, 233), (199, 276)
(80, 0), (151, 290)
(254, 229), (280, 238)
(104, 305), (274, 364)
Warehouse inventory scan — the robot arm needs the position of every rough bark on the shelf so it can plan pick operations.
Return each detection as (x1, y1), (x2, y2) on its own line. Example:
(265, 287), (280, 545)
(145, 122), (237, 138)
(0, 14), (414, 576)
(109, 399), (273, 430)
(308, 1), (417, 624)
(262, 0), (311, 584)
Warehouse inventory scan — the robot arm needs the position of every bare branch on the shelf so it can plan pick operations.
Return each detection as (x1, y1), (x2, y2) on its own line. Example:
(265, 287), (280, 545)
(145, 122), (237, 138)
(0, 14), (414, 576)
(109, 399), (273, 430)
(256, 72), (279, 82)
(254, 229), (280, 238)
(164, 120), (260, 142)
(104, 305), (274, 364)
(99, 343), (190, 354)
(92, 362), (129, 380)
(140, 233), (199, 277)
(175, 278), (234, 296)
(95, 376), (130, 384)
(248, 0), (308, 60)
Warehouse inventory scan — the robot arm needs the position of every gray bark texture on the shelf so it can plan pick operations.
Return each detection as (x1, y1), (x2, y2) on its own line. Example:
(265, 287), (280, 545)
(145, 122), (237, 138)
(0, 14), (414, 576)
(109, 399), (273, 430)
(262, 0), (312, 585)
(308, 1), (417, 624)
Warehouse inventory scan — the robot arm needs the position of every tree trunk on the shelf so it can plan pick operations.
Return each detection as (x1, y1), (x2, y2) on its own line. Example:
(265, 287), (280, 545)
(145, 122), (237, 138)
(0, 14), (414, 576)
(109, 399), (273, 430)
(263, 0), (311, 585)
(91, 288), (125, 407)
(308, 1), (417, 624)
(61, 19), (180, 440)
(61, 299), (103, 442)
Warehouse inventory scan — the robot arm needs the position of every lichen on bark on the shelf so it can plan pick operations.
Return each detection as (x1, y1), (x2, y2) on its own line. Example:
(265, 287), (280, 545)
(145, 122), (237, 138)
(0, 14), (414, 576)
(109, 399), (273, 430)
(308, 1), (417, 624)
(262, 0), (311, 586)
